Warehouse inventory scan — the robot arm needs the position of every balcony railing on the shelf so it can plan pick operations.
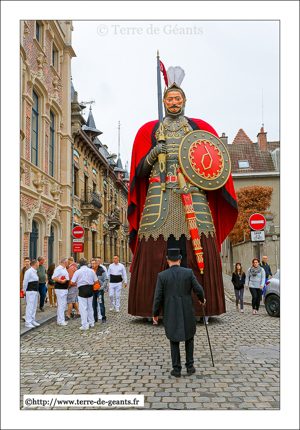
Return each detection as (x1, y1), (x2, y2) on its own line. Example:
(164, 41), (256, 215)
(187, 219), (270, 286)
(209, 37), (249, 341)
(81, 190), (102, 209)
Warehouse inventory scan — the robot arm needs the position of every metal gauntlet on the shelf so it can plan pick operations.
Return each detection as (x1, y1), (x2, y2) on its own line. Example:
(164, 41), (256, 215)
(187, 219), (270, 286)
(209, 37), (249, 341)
(147, 144), (166, 165)
(139, 143), (166, 178)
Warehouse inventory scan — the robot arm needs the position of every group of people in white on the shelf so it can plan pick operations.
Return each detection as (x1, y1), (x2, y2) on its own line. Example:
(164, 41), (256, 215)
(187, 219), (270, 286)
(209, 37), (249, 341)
(22, 255), (127, 331)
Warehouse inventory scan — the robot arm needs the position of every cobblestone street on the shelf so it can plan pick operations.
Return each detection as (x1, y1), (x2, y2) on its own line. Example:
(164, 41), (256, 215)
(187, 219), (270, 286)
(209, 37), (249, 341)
(20, 275), (280, 411)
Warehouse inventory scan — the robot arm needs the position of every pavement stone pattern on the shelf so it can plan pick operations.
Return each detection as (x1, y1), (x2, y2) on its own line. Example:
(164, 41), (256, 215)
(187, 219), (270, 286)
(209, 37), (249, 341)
(20, 273), (280, 410)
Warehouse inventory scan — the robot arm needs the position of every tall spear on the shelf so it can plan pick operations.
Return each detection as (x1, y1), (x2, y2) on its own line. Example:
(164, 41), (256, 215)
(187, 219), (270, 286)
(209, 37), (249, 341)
(156, 50), (166, 191)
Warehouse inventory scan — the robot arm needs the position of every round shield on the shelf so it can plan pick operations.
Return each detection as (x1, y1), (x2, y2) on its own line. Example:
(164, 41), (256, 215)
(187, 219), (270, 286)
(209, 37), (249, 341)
(178, 130), (231, 190)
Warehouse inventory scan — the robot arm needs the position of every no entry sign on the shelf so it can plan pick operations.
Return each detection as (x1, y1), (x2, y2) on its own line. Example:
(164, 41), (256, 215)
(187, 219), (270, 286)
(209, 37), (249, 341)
(249, 213), (266, 231)
(72, 226), (85, 239)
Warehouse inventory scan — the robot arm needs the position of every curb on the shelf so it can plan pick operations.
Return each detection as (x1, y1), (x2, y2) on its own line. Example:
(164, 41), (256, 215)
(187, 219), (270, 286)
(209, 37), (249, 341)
(20, 312), (57, 338)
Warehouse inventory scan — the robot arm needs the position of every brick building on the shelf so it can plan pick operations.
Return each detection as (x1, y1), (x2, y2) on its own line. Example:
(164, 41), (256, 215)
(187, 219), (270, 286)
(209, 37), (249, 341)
(220, 126), (280, 275)
(20, 20), (75, 266)
(71, 83), (131, 266)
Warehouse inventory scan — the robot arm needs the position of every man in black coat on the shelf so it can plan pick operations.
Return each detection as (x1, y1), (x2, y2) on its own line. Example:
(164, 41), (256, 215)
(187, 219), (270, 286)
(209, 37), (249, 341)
(153, 248), (205, 378)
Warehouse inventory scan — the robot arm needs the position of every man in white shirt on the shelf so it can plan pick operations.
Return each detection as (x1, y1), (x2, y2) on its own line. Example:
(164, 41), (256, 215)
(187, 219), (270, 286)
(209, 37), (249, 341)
(107, 255), (127, 312)
(23, 259), (40, 328)
(53, 258), (70, 326)
(70, 258), (98, 330)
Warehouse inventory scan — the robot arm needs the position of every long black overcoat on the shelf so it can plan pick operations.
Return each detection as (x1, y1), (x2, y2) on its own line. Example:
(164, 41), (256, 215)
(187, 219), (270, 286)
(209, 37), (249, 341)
(153, 265), (205, 342)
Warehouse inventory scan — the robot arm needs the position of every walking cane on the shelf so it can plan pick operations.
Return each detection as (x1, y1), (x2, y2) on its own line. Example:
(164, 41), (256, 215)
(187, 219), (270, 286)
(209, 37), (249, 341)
(202, 304), (215, 367)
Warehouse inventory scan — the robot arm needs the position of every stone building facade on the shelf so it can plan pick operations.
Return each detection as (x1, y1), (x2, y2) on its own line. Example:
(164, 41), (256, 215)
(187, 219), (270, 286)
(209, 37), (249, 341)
(20, 20), (75, 267)
(220, 127), (280, 275)
(71, 85), (131, 266)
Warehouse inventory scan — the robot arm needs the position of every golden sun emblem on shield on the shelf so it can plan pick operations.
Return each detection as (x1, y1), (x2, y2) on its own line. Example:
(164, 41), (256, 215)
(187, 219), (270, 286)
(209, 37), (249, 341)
(188, 140), (224, 180)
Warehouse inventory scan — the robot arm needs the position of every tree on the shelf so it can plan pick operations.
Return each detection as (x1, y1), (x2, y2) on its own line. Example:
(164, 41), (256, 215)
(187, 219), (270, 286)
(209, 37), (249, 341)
(229, 185), (274, 245)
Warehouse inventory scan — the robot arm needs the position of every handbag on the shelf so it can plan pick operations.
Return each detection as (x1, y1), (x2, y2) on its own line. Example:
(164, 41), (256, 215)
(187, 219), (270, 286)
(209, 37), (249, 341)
(20, 290), (24, 298)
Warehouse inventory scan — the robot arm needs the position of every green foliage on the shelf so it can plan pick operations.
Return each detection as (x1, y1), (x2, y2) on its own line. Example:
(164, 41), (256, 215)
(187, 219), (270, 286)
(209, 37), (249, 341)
(229, 185), (274, 245)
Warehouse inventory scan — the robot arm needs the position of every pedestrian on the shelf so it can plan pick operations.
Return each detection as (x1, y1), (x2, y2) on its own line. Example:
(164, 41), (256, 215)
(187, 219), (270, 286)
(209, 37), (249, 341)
(37, 256), (47, 312)
(23, 259), (40, 328)
(91, 258), (108, 323)
(153, 249), (205, 377)
(20, 257), (31, 320)
(231, 263), (246, 313)
(20, 257), (31, 292)
(70, 258), (99, 330)
(47, 263), (57, 308)
(107, 255), (127, 312)
(245, 258), (265, 315)
(260, 255), (273, 279)
(96, 256), (108, 276)
(65, 257), (81, 321)
(52, 258), (70, 326)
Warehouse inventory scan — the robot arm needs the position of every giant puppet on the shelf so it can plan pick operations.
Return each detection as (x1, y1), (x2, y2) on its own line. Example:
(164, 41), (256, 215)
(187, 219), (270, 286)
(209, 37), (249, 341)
(128, 58), (238, 318)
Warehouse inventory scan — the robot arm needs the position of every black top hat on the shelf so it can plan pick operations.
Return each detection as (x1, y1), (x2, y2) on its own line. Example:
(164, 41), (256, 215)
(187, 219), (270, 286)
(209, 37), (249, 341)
(167, 248), (182, 261)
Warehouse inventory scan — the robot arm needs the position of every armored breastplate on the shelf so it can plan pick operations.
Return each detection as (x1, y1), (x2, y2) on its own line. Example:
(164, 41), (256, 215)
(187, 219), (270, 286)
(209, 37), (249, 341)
(138, 116), (215, 242)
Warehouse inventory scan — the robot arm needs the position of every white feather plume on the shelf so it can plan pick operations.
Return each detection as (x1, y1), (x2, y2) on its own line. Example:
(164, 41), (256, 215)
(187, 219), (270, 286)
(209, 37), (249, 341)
(174, 66), (185, 87)
(166, 66), (185, 87)
(166, 67), (175, 87)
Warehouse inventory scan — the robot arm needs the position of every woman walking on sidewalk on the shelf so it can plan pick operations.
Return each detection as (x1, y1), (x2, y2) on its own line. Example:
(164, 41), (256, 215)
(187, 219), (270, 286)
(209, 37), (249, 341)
(245, 258), (265, 315)
(47, 263), (57, 308)
(231, 263), (245, 312)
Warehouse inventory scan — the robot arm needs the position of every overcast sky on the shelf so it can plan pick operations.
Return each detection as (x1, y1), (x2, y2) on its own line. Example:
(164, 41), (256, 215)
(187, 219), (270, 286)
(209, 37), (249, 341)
(71, 20), (279, 170)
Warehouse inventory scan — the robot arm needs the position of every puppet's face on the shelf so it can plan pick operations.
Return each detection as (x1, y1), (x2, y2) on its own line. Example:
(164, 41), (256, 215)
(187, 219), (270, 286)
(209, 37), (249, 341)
(164, 91), (185, 116)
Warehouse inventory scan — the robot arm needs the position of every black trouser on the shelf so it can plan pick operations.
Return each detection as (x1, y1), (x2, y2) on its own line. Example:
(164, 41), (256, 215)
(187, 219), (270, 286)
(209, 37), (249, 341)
(170, 337), (194, 371)
(250, 287), (261, 310)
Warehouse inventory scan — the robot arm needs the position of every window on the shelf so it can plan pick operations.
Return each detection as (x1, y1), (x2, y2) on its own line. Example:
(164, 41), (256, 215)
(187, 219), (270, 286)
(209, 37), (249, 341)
(36, 22), (40, 43)
(49, 111), (55, 177)
(74, 149), (80, 160)
(74, 167), (79, 197)
(103, 235), (106, 262)
(31, 91), (39, 166)
(93, 181), (97, 193)
(35, 21), (44, 48)
(30, 220), (38, 260)
(92, 231), (96, 257)
(52, 44), (58, 69)
(48, 226), (54, 266)
(238, 160), (250, 169)
(84, 175), (88, 201)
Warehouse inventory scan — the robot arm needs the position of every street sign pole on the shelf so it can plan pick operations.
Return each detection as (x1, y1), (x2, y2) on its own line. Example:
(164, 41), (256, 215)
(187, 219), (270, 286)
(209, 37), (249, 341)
(249, 213), (266, 261)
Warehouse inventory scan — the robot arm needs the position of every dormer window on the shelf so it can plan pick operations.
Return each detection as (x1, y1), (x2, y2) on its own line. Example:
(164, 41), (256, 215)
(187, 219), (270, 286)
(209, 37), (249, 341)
(238, 160), (249, 169)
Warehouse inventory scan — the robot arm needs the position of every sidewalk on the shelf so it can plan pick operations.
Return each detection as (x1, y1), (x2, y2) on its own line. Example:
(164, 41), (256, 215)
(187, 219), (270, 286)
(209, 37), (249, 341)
(222, 272), (264, 307)
(20, 297), (59, 336)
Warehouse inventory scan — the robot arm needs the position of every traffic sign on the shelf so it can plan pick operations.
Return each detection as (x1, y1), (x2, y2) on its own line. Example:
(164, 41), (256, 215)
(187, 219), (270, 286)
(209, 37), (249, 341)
(73, 242), (83, 253)
(248, 213), (266, 231)
(72, 226), (85, 239)
(251, 230), (265, 242)
(73, 238), (83, 243)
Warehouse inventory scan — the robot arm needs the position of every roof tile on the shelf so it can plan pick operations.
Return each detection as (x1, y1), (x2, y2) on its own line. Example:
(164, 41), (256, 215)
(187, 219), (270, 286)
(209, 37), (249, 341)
(227, 142), (277, 173)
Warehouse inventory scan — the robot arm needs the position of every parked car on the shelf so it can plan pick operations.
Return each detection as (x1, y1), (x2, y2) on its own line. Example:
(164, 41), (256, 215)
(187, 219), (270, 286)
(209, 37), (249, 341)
(263, 269), (280, 317)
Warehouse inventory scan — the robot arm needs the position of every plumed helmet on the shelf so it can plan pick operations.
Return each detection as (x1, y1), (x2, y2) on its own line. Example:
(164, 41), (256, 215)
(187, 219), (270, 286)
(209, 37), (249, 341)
(163, 67), (186, 116)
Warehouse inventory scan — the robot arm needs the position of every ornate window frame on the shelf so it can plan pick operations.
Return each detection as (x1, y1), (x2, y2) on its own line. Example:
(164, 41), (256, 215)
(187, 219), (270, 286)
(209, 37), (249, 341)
(31, 90), (39, 166)
(49, 110), (55, 177)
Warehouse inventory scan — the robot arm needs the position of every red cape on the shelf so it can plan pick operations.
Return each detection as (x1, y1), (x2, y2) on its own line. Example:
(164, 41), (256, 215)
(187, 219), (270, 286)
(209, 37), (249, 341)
(128, 118), (238, 257)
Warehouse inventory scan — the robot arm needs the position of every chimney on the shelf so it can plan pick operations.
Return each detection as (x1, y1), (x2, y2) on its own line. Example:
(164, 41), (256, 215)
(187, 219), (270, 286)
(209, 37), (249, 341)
(220, 132), (228, 146)
(257, 126), (267, 151)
